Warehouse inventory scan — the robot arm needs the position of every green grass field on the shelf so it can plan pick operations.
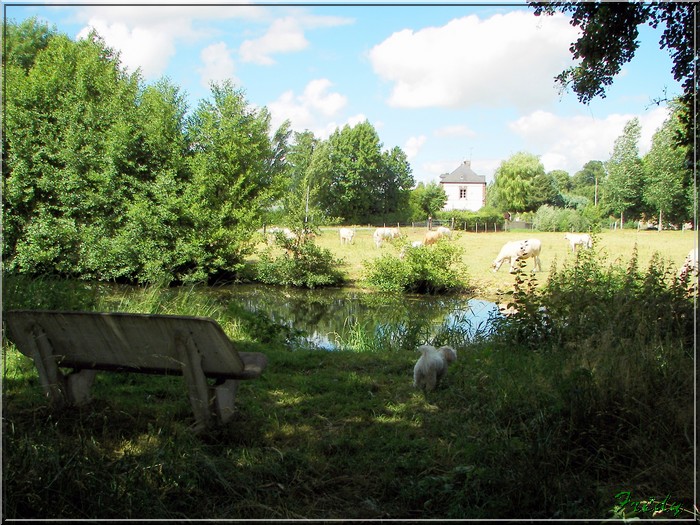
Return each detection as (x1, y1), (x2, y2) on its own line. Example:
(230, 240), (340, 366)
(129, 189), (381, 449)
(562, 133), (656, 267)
(309, 227), (696, 297)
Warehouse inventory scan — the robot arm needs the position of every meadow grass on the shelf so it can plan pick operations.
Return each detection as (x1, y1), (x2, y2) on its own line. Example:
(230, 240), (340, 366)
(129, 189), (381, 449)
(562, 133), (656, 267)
(2, 231), (696, 520)
(310, 227), (696, 297)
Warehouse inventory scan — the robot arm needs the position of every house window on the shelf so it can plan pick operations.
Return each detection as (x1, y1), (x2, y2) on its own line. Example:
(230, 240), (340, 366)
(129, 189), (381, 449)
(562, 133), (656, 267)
(459, 188), (468, 199)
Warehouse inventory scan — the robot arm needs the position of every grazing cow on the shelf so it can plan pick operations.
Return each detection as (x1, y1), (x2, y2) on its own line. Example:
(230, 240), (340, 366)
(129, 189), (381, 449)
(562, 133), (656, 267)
(339, 227), (355, 245)
(678, 248), (698, 279)
(373, 227), (399, 248)
(492, 238), (542, 273)
(436, 226), (452, 239)
(423, 230), (443, 246)
(564, 233), (592, 252)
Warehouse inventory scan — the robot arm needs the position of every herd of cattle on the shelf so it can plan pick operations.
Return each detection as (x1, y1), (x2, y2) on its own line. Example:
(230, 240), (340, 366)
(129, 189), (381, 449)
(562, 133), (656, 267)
(336, 226), (699, 279)
(265, 225), (698, 280)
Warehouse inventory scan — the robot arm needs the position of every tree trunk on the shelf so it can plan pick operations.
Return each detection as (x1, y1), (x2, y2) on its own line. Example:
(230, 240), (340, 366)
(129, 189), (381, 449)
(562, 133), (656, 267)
(657, 209), (663, 232)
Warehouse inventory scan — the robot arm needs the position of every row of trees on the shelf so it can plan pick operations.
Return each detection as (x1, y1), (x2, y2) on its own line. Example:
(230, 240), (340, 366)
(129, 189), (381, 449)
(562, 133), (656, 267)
(3, 19), (414, 284)
(486, 103), (693, 230)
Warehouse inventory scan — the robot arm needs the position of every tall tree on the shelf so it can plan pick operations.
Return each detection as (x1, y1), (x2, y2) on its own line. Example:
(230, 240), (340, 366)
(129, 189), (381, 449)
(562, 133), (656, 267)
(605, 118), (643, 227)
(185, 81), (288, 281)
(313, 121), (413, 224)
(572, 160), (606, 205)
(642, 103), (691, 229)
(410, 181), (447, 220)
(490, 152), (546, 213)
(3, 30), (144, 278)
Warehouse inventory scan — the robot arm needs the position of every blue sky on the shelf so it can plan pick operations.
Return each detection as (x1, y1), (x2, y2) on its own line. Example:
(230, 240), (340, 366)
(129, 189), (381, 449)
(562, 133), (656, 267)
(4, 1), (683, 185)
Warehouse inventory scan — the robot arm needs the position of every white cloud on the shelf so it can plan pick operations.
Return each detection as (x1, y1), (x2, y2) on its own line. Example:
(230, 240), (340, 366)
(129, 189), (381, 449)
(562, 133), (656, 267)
(434, 125), (477, 138)
(74, 5), (265, 78)
(404, 135), (427, 160)
(267, 78), (349, 138)
(78, 19), (178, 77)
(240, 17), (308, 65)
(509, 106), (670, 174)
(368, 11), (579, 110)
(198, 42), (237, 88)
(239, 13), (353, 65)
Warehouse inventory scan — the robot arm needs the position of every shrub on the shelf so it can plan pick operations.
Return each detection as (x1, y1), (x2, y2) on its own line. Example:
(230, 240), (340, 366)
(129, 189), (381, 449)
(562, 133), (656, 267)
(533, 204), (591, 232)
(255, 235), (346, 289)
(363, 239), (470, 293)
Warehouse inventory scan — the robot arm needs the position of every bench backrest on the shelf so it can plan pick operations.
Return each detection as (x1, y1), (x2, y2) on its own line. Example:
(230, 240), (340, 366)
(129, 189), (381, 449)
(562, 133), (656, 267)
(5, 310), (245, 378)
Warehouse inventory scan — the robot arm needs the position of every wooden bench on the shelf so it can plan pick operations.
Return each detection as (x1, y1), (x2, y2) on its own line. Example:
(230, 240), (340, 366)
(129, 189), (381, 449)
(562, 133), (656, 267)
(4, 310), (268, 432)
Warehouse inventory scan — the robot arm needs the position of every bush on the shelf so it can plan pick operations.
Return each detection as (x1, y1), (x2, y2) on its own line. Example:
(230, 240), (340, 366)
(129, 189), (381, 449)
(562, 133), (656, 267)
(363, 239), (470, 293)
(533, 204), (591, 232)
(255, 235), (346, 288)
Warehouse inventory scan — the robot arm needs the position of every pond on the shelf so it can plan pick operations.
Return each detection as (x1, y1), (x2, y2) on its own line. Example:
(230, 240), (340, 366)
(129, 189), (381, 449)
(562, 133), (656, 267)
(215, 284), (499, 351)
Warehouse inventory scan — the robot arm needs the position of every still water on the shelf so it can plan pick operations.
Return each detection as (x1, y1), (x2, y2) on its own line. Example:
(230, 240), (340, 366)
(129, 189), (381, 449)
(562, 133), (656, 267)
(216, 285), (499, 351)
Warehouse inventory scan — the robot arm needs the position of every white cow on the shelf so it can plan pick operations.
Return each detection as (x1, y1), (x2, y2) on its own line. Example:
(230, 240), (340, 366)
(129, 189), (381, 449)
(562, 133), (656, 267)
(373, 227), (399, 248)
(564, 233), (592, 252)
(678, 248), (698, 279)
(492, 238), (542, 273)
(436, 226), (452, 239)
(339, 227), (355, 245)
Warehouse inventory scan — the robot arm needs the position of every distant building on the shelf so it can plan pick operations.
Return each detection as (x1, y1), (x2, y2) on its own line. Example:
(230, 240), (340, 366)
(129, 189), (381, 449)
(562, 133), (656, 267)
(439, 160), (486, 211)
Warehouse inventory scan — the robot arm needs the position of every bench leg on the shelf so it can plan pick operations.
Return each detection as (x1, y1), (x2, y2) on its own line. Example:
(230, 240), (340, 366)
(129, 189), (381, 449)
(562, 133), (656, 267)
(176, 332), (213, 431)
(27, 324), (67, 407)
(213, 379), (240, 424)
(66, 369), (98, 405)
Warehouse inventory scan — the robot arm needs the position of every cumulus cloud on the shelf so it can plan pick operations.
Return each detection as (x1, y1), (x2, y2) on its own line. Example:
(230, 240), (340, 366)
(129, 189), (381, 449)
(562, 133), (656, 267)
(404, 135), (427, 160)
(368, 11), (579, 110)
(240, 17), (308, 65)
(240, 14), (353, 65)
(77, 19), (178, 77)
(267, 78), (349, 138)
(509, 106), (670, 174)
(198, 42), (237, 88)
(75, 5), (264, 78)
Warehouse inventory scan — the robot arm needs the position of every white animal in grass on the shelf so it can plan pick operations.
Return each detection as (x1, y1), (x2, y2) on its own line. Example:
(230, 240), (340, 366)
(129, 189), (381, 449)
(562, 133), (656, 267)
(564, 233), (592, 252)
(492, 238), (542, 273)
(436, 226), (452, 239)
(413, 344), (457, 392)
(339, 227), (355, 245)
(373, 227), (399, 248)
(678, 248), (698, 279)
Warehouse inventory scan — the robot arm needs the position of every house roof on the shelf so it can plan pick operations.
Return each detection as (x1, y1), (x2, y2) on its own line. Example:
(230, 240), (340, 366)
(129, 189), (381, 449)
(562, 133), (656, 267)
(439, 160), (485, 184)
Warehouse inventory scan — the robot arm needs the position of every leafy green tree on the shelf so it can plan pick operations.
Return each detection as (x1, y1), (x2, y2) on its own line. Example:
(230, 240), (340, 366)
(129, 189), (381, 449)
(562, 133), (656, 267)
(3, 30), (144, 278)
(604, 118), (644, 227)
(2, 17), (56, 72)
(549, 169), (572, 193)
(642, 104), (691, 229)
(114, 78), (194, 283)
(409, 182), (447, 221)
(185, 81), (288, 282)
(490, 152), (546, 213)
(572, 160), (606, 205)
(530, 2), (696, 163)
(313, 121), (413, 224)
(380, 146), (414, 222)
(530, 172), (561, 209)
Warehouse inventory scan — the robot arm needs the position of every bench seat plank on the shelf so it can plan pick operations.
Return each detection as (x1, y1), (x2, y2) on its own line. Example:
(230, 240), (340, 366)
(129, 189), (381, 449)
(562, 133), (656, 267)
(5, 309), (268, 431)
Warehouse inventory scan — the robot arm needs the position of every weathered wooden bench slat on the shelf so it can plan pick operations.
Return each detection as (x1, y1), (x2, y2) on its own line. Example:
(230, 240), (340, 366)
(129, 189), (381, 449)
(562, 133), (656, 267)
(5, 310), (268, 432)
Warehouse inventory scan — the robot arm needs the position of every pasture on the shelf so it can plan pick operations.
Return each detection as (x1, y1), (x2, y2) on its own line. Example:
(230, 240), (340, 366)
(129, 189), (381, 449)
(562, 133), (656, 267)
(310, 226), (697, 297)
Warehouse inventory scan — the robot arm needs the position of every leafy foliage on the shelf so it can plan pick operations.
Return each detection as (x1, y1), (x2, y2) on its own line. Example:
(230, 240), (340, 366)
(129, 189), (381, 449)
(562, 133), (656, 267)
(363, 239), (470, 293)
(256, 234), (346, 288)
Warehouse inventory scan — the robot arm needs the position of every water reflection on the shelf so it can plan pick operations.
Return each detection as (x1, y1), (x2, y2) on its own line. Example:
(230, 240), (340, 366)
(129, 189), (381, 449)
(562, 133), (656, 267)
(216, 285), (498, 351)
